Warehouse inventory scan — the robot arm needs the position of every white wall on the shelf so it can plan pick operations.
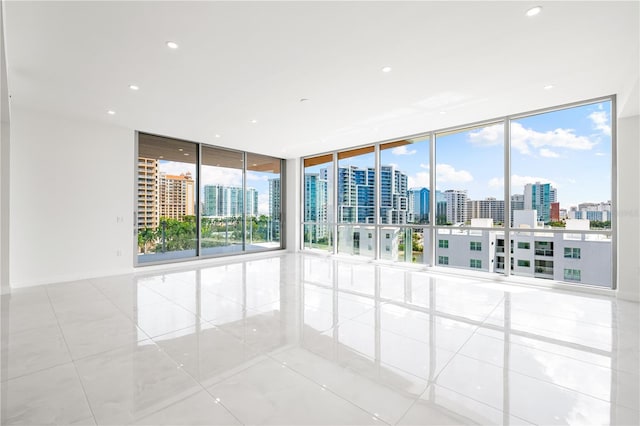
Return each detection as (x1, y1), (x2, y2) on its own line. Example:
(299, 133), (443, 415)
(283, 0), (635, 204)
(1, 1), (10, 294)
(10, 106), (134, 287)
(616, 114), (640, 302)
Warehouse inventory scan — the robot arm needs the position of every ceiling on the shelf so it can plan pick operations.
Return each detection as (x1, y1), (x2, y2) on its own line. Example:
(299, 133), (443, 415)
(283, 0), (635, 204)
(3, 1), (639, 158)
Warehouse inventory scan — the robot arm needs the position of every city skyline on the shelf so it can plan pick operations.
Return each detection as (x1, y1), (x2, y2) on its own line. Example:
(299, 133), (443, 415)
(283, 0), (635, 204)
(157, 160), (273, 215)
(319, 100), (611, 209)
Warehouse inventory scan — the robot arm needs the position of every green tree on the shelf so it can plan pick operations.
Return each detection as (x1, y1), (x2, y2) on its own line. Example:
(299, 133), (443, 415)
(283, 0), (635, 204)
(139, 227), (158, 254)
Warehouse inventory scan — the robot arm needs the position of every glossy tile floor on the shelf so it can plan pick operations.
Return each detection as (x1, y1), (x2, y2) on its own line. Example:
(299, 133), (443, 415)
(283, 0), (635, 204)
(1, 253), (639, 425)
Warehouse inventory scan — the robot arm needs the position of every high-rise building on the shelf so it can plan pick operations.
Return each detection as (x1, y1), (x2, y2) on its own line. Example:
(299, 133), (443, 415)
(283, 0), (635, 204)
(269, 178), (281, 237)
(550, 202), (560, 221)
(380, 165), (409, 224)
(202, 185), (258, 217)
(408, 187), (430, 223)
(524, 182), (557, 224)
(337, 165), (376, 223)
(304, 172), (329, 240)
(444, 189), (468, 224)
(467, 197), (504, 224)
(510, 193), (525, 226)
(336, 164), (409, 224)
(304, 173), (328, 222)
(159, 172), (195, 220)
(137, 157), (159, 229)
(435, 190), (447, 225)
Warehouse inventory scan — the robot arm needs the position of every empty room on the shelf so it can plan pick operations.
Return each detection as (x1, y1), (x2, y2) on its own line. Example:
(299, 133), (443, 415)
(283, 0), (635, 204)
(1, 1), (638, 425)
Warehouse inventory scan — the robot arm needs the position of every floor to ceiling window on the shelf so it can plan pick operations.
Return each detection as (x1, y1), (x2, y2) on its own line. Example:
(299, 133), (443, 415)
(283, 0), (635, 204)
(301, 97), (614, 288)
(509, 100), (613, 287)
(336, 146), (375, 258)
(136, 133), (285, 265)
(303, 153), (333, 252)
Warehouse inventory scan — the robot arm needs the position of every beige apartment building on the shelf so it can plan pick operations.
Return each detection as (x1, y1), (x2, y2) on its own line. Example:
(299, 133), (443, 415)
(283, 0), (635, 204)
(159, 172), (195, 220)
(137, 157), (159, 229)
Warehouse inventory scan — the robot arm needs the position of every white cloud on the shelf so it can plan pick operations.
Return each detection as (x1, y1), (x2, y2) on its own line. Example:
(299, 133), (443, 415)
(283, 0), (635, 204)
(247, 171), (269, 182)
(495, 122), (598, 156)
(388, 163), (399, 169)
(158, 161), (245, 187)
(539, 148), (560, 158)
(408, 172), (430, 189)
(419, 163), (429, 169)
(391, 146), (417, 156)
(488, 177), (503, 188)
(511, 123), (596, 154)
(511, 174), (558, 191)
(258, 193), (269, 215)
(595, 152), (607, 157)
(201, 167), (242, 187)
(588, 110), (611, 136)
(436, 164), (473, 184)
(468, 123), (504, 147)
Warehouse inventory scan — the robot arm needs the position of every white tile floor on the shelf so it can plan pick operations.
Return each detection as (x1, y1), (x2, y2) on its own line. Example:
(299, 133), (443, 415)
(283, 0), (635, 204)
(1, 253), (638, 425)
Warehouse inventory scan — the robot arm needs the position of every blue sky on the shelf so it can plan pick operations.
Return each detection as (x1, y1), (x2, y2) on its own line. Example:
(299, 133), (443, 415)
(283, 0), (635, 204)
(310, 100), (612, 209)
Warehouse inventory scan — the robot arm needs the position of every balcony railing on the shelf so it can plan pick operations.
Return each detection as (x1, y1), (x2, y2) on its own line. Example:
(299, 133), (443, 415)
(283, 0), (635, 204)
(535, 249), (554, 256)
(534, 266), (554, 275)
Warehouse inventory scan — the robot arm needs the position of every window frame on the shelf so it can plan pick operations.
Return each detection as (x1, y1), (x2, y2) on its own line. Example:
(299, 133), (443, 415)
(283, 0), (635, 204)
(300, 95), (615, 289)
(134, 131), (286, 267)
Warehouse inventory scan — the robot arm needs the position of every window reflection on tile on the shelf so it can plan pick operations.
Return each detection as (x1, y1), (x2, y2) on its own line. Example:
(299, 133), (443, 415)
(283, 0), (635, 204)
(1, 253), (637, 426)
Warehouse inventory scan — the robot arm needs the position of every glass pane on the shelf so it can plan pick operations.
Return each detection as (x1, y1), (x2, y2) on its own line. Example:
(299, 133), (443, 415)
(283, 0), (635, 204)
(435, 122), (505, 227)
(303, 224), (333, 252)
(337, 146), (375, 224)
(510, 101), (612, 287)
(303, 153), (333, 251)
(246, 153), (282, 251)
(337, 224), (375, 258)
(200, 146), (244, 256)
(379, 227), (427, 264)
(137, 134), (197, 263)
(380, 137), (430, 224)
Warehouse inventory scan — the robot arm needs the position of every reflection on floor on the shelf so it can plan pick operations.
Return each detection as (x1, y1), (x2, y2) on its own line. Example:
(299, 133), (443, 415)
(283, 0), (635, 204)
(1, 253), (638, 425)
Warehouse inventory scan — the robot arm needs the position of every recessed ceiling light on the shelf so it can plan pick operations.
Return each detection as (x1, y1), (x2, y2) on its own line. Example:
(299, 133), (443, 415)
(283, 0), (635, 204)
(526, 6), (542, 17)
(166, 41), (179, 49)
(250, 119), (257, 124)
(129, 84), (139, 91)
(252, 163), (257, 166)
(178, 148), (184, 152)
(184, 153), (189, 156)
(381, 66), (392, 73)
(107, 110), (115, 115)
(215, 134), (221, 138)
(439, 111), (447, 115)
(159, 156), (164, 159)
(544, 84), (554, 90)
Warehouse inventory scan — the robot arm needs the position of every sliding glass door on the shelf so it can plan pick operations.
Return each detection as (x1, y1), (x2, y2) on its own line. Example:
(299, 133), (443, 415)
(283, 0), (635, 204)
(136, 133), (285, 265)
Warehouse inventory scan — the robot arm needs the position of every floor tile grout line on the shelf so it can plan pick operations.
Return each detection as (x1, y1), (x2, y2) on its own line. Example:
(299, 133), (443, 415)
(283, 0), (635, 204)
(392, 295), (508, 425)
(448, 350), (638, 410)
(471, 327), (639, 378)
(260, 349), (395, 425)
(143, 341), (250, 426)
(43, 286), (99, 426)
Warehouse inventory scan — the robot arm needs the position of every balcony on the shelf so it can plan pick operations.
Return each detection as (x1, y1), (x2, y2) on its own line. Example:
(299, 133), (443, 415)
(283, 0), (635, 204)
(535, 249), (554, 257)
(534, 266), (554, 277)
